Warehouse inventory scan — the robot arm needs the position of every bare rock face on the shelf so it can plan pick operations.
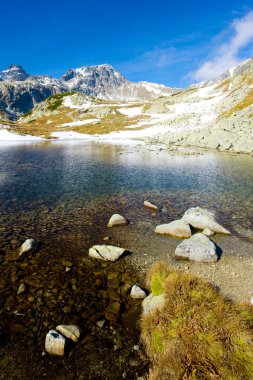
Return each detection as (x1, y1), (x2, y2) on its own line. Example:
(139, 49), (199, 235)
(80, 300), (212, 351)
(175, 233), (218, 263)
(18, 239), (36, 258)
(89, 245), (126, 261)
(130, 285), (147, 299)
(182, 207), (230, 235)
(144, 201), (158, 211)
(107, 214), (127, 227)
(56, 325), (81, 343)
(155, 219), (191, 238)
(0, 63), (176, 119)
(45, 330), (67, 356)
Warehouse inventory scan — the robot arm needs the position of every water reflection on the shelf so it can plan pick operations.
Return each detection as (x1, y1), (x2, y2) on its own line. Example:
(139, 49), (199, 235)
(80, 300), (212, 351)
(0, 141), (252, 239)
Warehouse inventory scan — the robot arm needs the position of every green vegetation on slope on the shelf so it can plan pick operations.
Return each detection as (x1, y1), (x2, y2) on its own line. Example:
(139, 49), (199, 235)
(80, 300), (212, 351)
(47, 91), (77, 111)
(142, 262), (253, 380)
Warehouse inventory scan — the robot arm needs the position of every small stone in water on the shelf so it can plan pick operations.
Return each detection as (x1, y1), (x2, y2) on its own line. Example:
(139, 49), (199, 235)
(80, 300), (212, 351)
(17, 283), (26, 295)
(45, 330), (66, 356)
(144, 200), (158, 211)
(130, 285), (146, 299)
(96, 319), (106, 329)
(62, 306), (72, 314)
(18, 239), (36, 258)
(56, 325), (81, 343)
(107, 214), (127, 227)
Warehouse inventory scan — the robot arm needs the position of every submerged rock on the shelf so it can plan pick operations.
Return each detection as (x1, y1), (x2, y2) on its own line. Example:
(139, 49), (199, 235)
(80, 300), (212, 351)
(130, 285), (147, 299)
(17, 283), (27, 295)
(183, 207), (230, 235)
(144, 201), (158, 211)
(108, 214), (127, 227)
(155, 219), (191, 238)
(56, 325), (81, 343)
(175, 233), (218, 263)
(18, 239), (36, 258)
(105, 301), (121, 322)
(45, 330), (67, 356)
(89, 245), (126, 261)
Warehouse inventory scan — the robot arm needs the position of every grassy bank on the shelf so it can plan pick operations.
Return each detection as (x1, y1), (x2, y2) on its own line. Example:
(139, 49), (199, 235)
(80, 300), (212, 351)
(141, 262), (253, 380)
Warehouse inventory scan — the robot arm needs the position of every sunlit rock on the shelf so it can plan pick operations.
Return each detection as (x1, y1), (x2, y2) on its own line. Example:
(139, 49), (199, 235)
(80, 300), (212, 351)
(108, 214), (127, 227)
(45, 330), (67, 356)
(56, 325), (81, 343)
(183, 207), (230, 235)
(130, 285), (147, 299)
(175, 233), (218, 263)
(155, 219), (191, 238)
(89, 245), (126, 261)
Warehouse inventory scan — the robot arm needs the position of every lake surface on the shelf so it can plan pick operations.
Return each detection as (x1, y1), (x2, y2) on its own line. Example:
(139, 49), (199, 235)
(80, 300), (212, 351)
(0, 141), (253, 252)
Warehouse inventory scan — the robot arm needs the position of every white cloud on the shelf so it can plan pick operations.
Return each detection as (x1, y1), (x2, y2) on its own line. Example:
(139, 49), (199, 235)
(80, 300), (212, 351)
(118, 47), (177, 75)
(192, 11), (253, 82)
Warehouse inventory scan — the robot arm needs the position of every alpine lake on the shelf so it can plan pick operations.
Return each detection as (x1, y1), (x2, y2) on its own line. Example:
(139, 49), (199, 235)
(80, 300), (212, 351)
(0, 140), (253, 380)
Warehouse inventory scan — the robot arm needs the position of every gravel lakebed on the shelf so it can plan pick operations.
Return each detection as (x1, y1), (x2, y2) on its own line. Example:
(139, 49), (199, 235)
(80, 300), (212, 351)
(0, 146), (252, 379)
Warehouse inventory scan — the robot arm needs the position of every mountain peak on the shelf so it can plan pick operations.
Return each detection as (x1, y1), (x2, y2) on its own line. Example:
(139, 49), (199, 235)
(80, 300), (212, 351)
(7, 64), (24, 70)
(0, 64), (29, 81)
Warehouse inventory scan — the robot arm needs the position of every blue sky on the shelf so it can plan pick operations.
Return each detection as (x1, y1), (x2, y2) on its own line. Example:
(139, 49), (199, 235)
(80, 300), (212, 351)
(1, 0), (253, 87)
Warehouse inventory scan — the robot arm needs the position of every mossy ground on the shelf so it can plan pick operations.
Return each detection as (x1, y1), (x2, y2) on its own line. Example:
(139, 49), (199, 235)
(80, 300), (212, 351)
(141, 262), (253, 380)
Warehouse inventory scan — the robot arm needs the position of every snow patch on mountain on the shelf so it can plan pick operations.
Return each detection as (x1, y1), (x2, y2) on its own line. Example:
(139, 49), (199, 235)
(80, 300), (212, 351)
(62, 119), (100, 127)
(118, 107), (143, 116)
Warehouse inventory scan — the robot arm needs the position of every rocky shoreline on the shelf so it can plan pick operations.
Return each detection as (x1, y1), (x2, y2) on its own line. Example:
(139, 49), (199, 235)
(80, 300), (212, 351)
(0, 194), (253, 379)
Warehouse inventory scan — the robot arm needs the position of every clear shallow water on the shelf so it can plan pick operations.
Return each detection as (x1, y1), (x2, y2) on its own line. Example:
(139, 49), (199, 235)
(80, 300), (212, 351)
(0, 141), (253, 242)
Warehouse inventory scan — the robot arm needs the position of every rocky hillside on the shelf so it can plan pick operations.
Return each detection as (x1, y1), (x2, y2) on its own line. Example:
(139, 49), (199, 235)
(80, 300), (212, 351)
(3, 58), (253, 154)
(146, 58), (253, 153)
(0, 64), (177, 120)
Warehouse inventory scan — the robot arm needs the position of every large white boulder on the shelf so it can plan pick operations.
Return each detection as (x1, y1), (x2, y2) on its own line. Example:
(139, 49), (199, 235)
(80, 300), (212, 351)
(45, 330), (67, 356)
(142, 294), (166, 316)
(56, 325), (81, 343)
(89, 245), (126, 261)
(155, 219), (191, 238)
(130, 285), (147, 299)
(175, 233), (218, 262)
(18, 239), (36, 258)
(182, 207), (230, 235)
(108, 214), (127, 227)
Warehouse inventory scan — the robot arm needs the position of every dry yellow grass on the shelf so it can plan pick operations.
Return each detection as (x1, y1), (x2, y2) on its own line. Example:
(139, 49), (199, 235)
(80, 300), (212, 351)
(220, 89), (253, 119)
(141, 262), (253, 380)
(13, 107), (149, 138)
(214, 78), (232, 92)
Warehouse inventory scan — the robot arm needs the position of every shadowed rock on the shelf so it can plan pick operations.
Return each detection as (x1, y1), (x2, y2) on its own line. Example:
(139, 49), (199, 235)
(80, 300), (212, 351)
(175, 233), (219, 263)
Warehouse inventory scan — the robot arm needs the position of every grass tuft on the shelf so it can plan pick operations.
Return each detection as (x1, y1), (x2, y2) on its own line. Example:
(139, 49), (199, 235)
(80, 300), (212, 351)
(141, 262), (253, 380)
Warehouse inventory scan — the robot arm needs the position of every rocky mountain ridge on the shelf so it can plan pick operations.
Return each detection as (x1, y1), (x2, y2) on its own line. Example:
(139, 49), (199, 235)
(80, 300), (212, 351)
(9, 57), (253, 154)
(0, 64), (178, 120)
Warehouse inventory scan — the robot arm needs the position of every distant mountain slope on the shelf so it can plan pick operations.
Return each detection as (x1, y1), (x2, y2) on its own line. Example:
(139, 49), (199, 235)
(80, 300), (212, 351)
(0, 63), (178, 120)
(10, 57), (253, 154)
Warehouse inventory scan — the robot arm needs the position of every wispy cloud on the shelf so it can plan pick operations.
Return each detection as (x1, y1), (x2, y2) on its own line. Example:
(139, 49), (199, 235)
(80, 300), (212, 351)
(116, 32), (200, 79)
(118, 47), (178, 75)
(191, 11), (253, 82)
